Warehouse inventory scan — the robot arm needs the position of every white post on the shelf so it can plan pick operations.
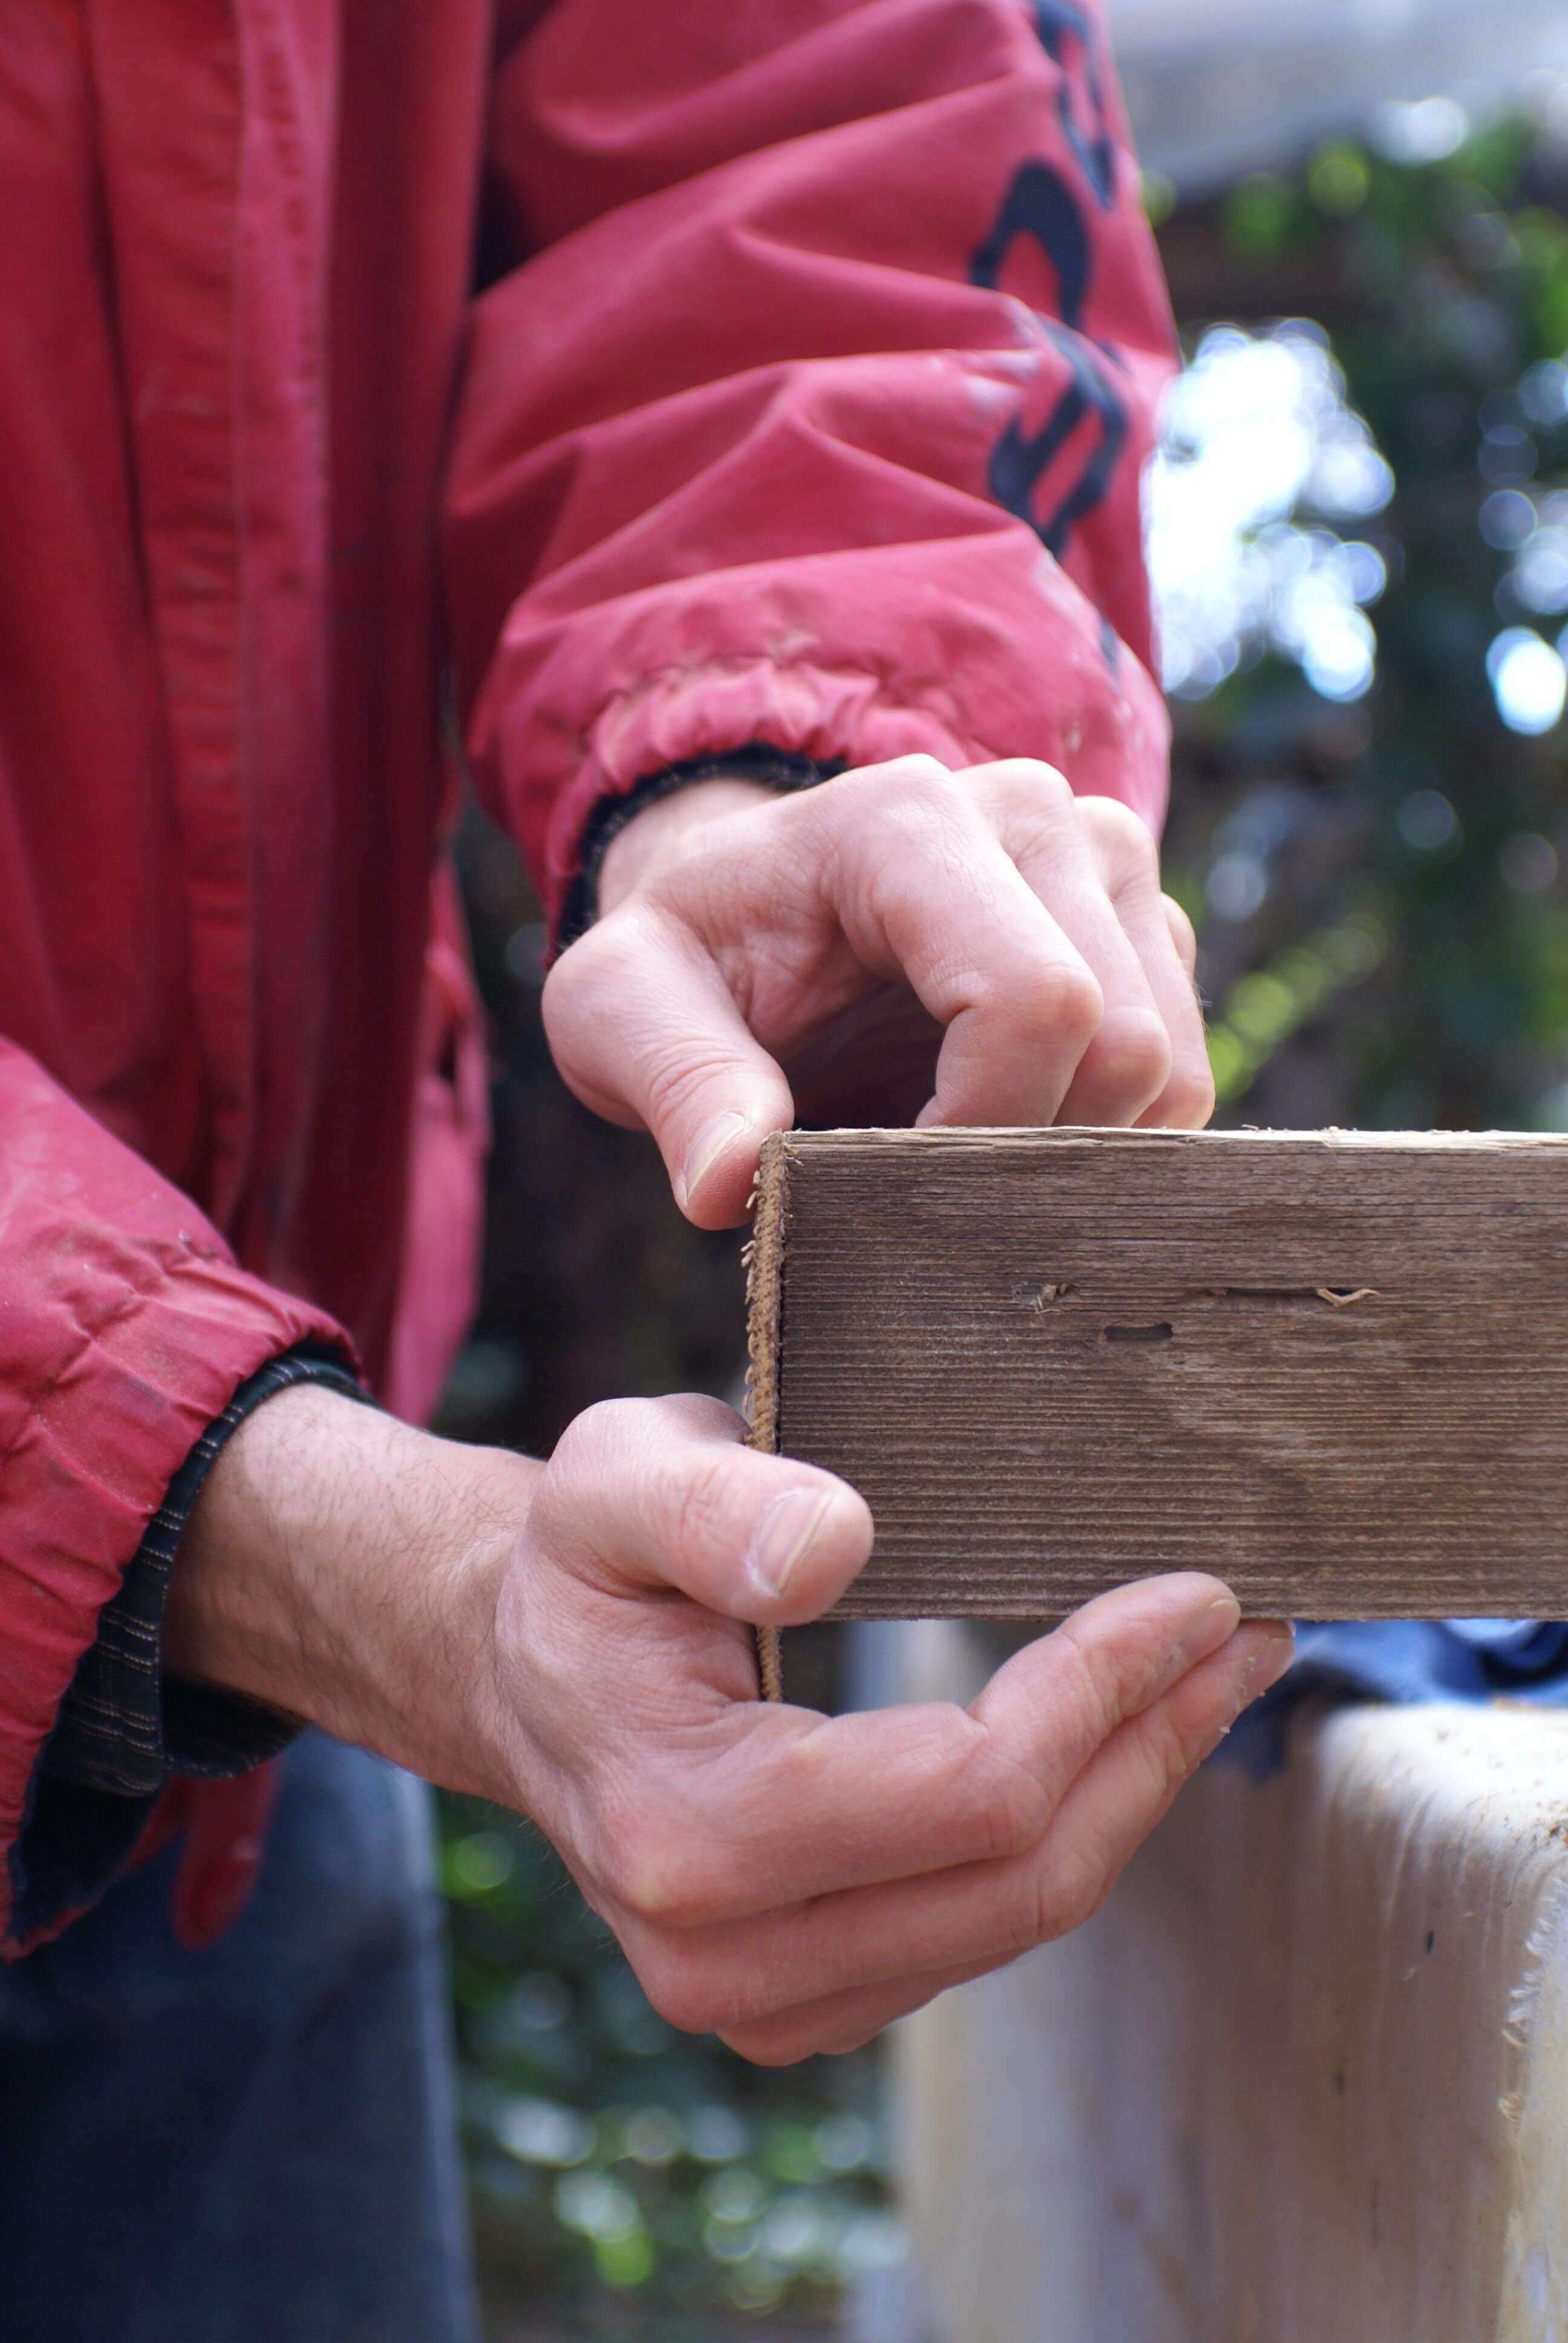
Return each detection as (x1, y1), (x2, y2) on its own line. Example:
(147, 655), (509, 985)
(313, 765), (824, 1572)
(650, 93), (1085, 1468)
(895, 1627), (1568, 2343)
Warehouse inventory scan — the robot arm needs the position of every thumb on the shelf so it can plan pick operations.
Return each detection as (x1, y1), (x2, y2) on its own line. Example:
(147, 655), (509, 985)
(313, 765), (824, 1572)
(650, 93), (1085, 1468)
(534, 1394), (875, 1626)
(542, 905), (794, 1227)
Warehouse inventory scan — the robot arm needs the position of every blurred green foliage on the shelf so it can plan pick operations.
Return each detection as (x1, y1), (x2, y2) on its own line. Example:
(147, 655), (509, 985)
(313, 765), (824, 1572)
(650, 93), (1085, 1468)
(442, 1798), (890, 2337)
(1175, 114), (1568, 1132)
(445, 107), (1568, 2335)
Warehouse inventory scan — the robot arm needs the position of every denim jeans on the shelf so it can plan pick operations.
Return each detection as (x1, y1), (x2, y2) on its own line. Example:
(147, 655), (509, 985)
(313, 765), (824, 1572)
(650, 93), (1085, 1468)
(0, 1734), (477, 2343)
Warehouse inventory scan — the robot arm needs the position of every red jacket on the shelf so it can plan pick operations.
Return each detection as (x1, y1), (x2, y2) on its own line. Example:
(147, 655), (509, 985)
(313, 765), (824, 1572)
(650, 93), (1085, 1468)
(0, 0), (1174, 1953)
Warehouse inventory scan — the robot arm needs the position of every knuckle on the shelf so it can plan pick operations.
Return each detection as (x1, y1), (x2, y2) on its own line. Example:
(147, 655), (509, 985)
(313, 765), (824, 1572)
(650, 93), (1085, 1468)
(719, 2022), (814, 2069)
(537, 940), (589, 1031)
(541, 911), (641, 1022)
(1162, 891), (1198, 961)
(987, 756), (1073, 810)
(1139, 1704), (1201, 1804)
(627, 1855), (712, 1933)
(1048, 1610), (1131, 1745)
(635, 1945), (724, 2037)
(1025, 960), (1105, 1048)
(887, 752), (960, 799)
(840, 753), (956, 822)
(544, 1398), (629, 1502)
(860, 788), (965, 870)
(852, 796), (979, 928)
(1077, 1010), (1173, 1112)
(1155, 1056), (1217, 1132)
(595, 1804), (710, 1929)
(825, 2028), (887, 2059)
(1026, 1841), (1109, 1947)
(554, 1395), (621, 1463)
(1080, 794), (1160, 873)
(985, 1759), (1052, 1862)
(953, 1728), (1050, 1862)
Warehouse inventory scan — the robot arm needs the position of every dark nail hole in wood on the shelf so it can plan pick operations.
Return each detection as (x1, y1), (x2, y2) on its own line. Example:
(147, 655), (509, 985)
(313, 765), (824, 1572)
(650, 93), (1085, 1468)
(1102, 1322), (1174, 1345)
(1009, 1280), (1075, 1311)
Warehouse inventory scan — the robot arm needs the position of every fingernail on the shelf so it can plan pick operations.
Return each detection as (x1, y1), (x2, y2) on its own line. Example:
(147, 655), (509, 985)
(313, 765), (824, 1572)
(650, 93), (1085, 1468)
(1234, 1624), (1296, 1713)
(678, 1112), (750, 1211)
(1176, 1592), (1241, 1674)
(747, 1487), (835, 1604)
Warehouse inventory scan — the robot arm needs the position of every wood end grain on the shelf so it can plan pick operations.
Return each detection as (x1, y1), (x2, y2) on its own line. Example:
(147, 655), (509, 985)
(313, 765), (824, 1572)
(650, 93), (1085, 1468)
(743, 1132), (793, 1458)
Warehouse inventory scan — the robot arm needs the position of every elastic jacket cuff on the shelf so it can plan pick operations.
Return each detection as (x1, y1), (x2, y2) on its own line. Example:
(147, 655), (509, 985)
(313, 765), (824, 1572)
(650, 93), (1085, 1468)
(10, 1351), (370, 1950)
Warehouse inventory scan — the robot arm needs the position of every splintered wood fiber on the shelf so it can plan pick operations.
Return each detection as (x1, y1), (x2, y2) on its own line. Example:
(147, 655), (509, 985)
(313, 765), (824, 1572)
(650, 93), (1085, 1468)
(748, 1127), (1568, 1620)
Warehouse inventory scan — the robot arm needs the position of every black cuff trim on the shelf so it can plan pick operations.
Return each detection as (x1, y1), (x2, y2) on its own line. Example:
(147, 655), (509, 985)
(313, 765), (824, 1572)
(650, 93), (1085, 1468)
(41, 1348), (370, 1797)
(555, 744), (844, 951)
(11, 1348), (372, 1950)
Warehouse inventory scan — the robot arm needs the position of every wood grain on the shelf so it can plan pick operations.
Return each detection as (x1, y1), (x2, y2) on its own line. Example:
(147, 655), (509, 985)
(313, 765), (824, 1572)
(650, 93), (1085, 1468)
(745, 1127), (1568, 1619)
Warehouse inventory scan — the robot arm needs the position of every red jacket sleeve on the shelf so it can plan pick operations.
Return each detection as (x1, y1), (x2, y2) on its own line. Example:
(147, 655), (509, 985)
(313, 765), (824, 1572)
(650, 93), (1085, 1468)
(446, 0), (1178, 934)
(0, 1041), (351, 1953)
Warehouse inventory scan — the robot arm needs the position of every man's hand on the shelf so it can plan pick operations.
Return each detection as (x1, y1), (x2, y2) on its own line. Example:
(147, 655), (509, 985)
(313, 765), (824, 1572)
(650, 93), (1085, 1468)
(168, 1384), (1292, 2065)
(545, 758), (1213, 1228)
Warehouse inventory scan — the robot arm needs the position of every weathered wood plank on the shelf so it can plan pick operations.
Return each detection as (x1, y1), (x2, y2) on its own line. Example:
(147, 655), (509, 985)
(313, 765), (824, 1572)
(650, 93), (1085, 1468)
(745, 1127), (1568, 1617)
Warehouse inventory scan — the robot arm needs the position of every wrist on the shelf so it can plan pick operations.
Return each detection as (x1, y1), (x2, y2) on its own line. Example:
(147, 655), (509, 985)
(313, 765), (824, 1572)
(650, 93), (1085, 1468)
(165, 1384), (541, 1804)
(598, 776), (776, 913)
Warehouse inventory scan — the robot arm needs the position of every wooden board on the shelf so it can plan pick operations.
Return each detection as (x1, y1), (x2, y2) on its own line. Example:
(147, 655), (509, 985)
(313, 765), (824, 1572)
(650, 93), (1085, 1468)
(745, 1127), (1568, 1619)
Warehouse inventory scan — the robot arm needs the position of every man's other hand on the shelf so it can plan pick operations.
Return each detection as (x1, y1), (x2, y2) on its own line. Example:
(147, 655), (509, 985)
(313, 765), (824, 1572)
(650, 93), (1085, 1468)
(168, 1385), (1291, 2066)
(544, 759), (1214, 1228)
